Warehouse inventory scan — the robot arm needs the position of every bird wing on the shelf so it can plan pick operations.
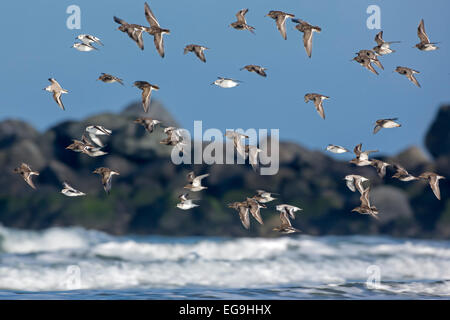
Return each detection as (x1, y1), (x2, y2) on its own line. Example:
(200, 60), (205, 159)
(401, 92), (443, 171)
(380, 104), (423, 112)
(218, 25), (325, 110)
(408, 74), (421, 88)
(141, 86), (152, 113)
(417, 19), (430, 43)
(373, 124), (382, 134)
(194, 46), (206, 63)
(144, 2), (160, 27)
(429, 175), (441, 200)
(276, 15), (288, 40)
(302, 29), (313, 58)
(192, 174), (209, 187)
(52, 91), (65, 110)
(248, 146), (260, 171)
(346, 177), (356, 192)
(153, 33), (165, 58)
(103, 174), (112, 193)
(374, 31), (384, 45)
(236, 9), (248, 23)
(238, 206), (250, 229)
(113, 16), (127, 25)
(314, 97), (325, 119)
(23, 172), (36, 189)
(280, 211), (292, 227)
(88, 132), (104, 147)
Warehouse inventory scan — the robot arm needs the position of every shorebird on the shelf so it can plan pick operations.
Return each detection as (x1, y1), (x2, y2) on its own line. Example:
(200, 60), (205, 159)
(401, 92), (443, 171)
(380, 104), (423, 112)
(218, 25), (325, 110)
(352, 187), (379, 219)
(184, 44), (209, 63)
(134, 117), (162, 134)
(177, 193), (199, 210)
(418, 172), (445, 200)
(225, 131), (249, 159)
(356, 49), (384, 70)
(113, 16), (146, 50)
(252, 190), (278, 203)
(246, 197), (266, 225)
(349, 143), (378, 167)
(93, 167), (120, 194)
(292, 18), (321, 58)
(230, 8), (255, 34)
(304, 93), (330, 120)
(245, 145), (262, 171)
(144, 2), (170, 58)
(43, 78), (68, 111)
(415, 19), (439, 51)
(326, 144), (350, 154)
(13, 163), (39, 189)
(228, 201), (251, 229)
(160, 126), (186, 152)
(352, 55), (378, 75)
(66, 135), (108, 157)
(240, 65), (267, 77)
(373, 118), (401, 134)
(72, 42), (97, 52)
(392, 164), (419, 182)
(395, 66), (421, 88)
(276, 204), (302, 220)
(212, 77), (241, 88)
(61, 181), (86, 197)
(76, 34), (103, 46)
(65, 138), (86, 153)
(370, 159), (391, 178)
(266, 11), (295, 40)
(85, 125), (112, 148)
(184, 171), (209, 192)
(133, 81), (159, 113)
(344, 175), (369, 194)
(273, 210), (301, 234)
(97, 73), (124, 85)
(373, 31), (400, 55)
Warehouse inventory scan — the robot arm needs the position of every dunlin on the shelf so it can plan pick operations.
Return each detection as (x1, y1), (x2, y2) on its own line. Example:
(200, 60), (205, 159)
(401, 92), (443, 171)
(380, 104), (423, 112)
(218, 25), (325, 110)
(326, 144), (350, 154)
(133, 81), (159, 113)
(415, 19), (439, 51)
(304, 93), (330, 119)
(266, 11), (295, 40)
(61, 181), (86, 197)
(240, 65), (267, 77)
(144, 2), (170, 58)
(184, 44), (209, 63)
(418, 172), (445, 200)
(212, 77), (241, 88)
(395, 66), (421, 88)
(93, 167), (120, 194)
(13, 163), (39, 189)
(292, 18), (321, 58)
(230, 8), (255, 34)
(373, 31), (400, 55)
(373, 118), (401, 134)
(97, 73), (124, 85)
(134, 117), (162, 134)
(184, 171), (209, 192)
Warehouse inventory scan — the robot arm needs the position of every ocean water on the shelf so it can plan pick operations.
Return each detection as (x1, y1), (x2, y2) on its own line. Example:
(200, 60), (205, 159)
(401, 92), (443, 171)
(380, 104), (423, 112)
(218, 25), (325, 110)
(0, 225), (449, 299)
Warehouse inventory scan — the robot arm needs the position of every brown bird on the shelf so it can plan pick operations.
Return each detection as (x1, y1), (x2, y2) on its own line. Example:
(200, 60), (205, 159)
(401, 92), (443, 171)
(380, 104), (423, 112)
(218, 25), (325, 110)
(373, 31), (400, 55)
(356, 49), (384, 70)
(415, 19), (439, 51)
(273, 210), (301, 234)
(370, 159), (391, 178)
(373, 118), (401, 134)
(97, 73), (124, 85)
(246, 197), (266, 225)
(353, 55), (378, 75)
(266, 11), (295, 40)
(392, 164), (419, 182)
(395, 66), (421, 88)
(304, 93), (330, 119)
(292, 18), (321, 58)
(144, 2), (170, 58)
(134, 117), (162, 134)
(92, 167), (120, 194)
(113, 16), (146, 50)
(228, 201), (251, 230)
(352, 187), (379, 219)
(349, 143), (378, 167)
(230, 8), (255, 34)
(184, 44), (209, 63)
(133, 81), (159, 113)
(418, 172), (445, 200)
(240, 65), (267, 77)
(13, 163), (39, 189)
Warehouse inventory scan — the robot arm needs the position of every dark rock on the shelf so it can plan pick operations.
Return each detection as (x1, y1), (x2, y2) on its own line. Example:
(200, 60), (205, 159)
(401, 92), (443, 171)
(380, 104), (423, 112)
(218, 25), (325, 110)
(425, 105), (450, 159)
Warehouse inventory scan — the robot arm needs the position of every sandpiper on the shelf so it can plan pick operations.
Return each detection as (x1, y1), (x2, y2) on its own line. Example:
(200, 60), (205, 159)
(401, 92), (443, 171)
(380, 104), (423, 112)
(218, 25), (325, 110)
(370, 159), (391, 178)
(144, 2), (170, 58)
(43, 78), (68, 111)
(304, 93), (330, 120)
(292, 18), (321, 58)
(352, 187), (379, 219)
(97, 73), (124, 85)
(392, 164), (419, 182)
(113, 16), (146, 50)
(356, 49), (384, 70)
(13, 163), (39, 189)
(160, 126), (186, 153)
(266, 11), (295, 40)
(177, 193), (199, 210)
(212, 77), (241, 88)
(373, 118), (401, 134)
(415, 19), (439, 51)
(228, 201), (251, 229)
(273, 211), (301, 234)
(253, 190), (278, 203)
(72, 42), (97, 52)
(86, 125), (112, 148)
(184, 171), (209, 192)
(246, 197), (266, 225)
(184, 44), (209, 63)
(395, 66), (421, 88)
(76, 34), (103, 46)
(344, 175), (369, 194)
(245, 145), (262, 172)
(373, 31), (400, 55)
(133, 81), (159, 113)
(230, 8), (255, 34)
(352, 55), (378, 75)
(240, 65), (267, 77)
(349, 143), (378, 167)
(418, 172), (445, 200)
(276, 204), (302, 220)
(326, 144), (350, 154)
(93, 167), (120, 194)
(225, 131), (249, 159)
(134, 117), (162, 134)
(61, 181), (86, 197)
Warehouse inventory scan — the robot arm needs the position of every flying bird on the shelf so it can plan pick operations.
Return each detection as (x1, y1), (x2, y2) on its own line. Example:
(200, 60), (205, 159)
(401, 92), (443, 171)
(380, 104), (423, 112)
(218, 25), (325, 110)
(228, 201), (251, 230)
(304, 93), (330, 119)
(392, 164), (419, 182)
(113, 16), (146, 50)
(97, 73), (124, 85)
(61, 181), (86, 197)
(370, 159), (391, 178)
(344, 175), (369, 194)
(240, 65), (267, 77)
(184, 171), (209, 192)
(266, 11), (295, 40)
(144, 2), (170, 57)
(230, 8), (255, 34)
(225, 131), (249, 159)
(134, 117), (162, 134)
(273, 210), (301, 234)
(326, 144), (350, 154)
(352, 55), (378, 75)
(177, 193), (199, 210)
(418, 172), (445, 200)
(356, 50), (384, 70)
(76, 34), (103, 46)
(373, 118), (401, 134)
(276, 204), (302, 220)
(351, 187), (379, 219)
(349, 143), (378, 167)
(13, 163), (39, 189)
(252, 190), (278, 203)
(373, 31), (400, 55)
(85, 125), (112, 148)
(292, 18), (321, 58)
(184, 44), (209, 63)
(93, 167), (120, 194)
(133, 81), (159, 113)
(212, 77), (241, 88)
(395, 66), (421, 88)
(72, 42), (97, 52)
(246, 197), (266, 226)
(415, 19), (439, 51)
(43, 78), (68, 111)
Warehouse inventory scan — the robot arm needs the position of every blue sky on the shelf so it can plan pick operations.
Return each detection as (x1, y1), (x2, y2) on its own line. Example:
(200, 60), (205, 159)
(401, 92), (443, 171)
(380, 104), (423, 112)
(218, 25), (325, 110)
(1, 0), (449, 158)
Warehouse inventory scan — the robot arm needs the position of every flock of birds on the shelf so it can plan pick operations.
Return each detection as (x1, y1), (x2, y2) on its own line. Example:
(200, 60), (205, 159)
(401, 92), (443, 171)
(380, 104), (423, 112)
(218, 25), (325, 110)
(13, 3), (446, 234)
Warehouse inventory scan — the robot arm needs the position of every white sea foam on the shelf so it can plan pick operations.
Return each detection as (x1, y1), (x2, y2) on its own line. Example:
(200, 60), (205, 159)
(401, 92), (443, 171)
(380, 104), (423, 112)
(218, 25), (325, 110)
(0, 225), (449, 297)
